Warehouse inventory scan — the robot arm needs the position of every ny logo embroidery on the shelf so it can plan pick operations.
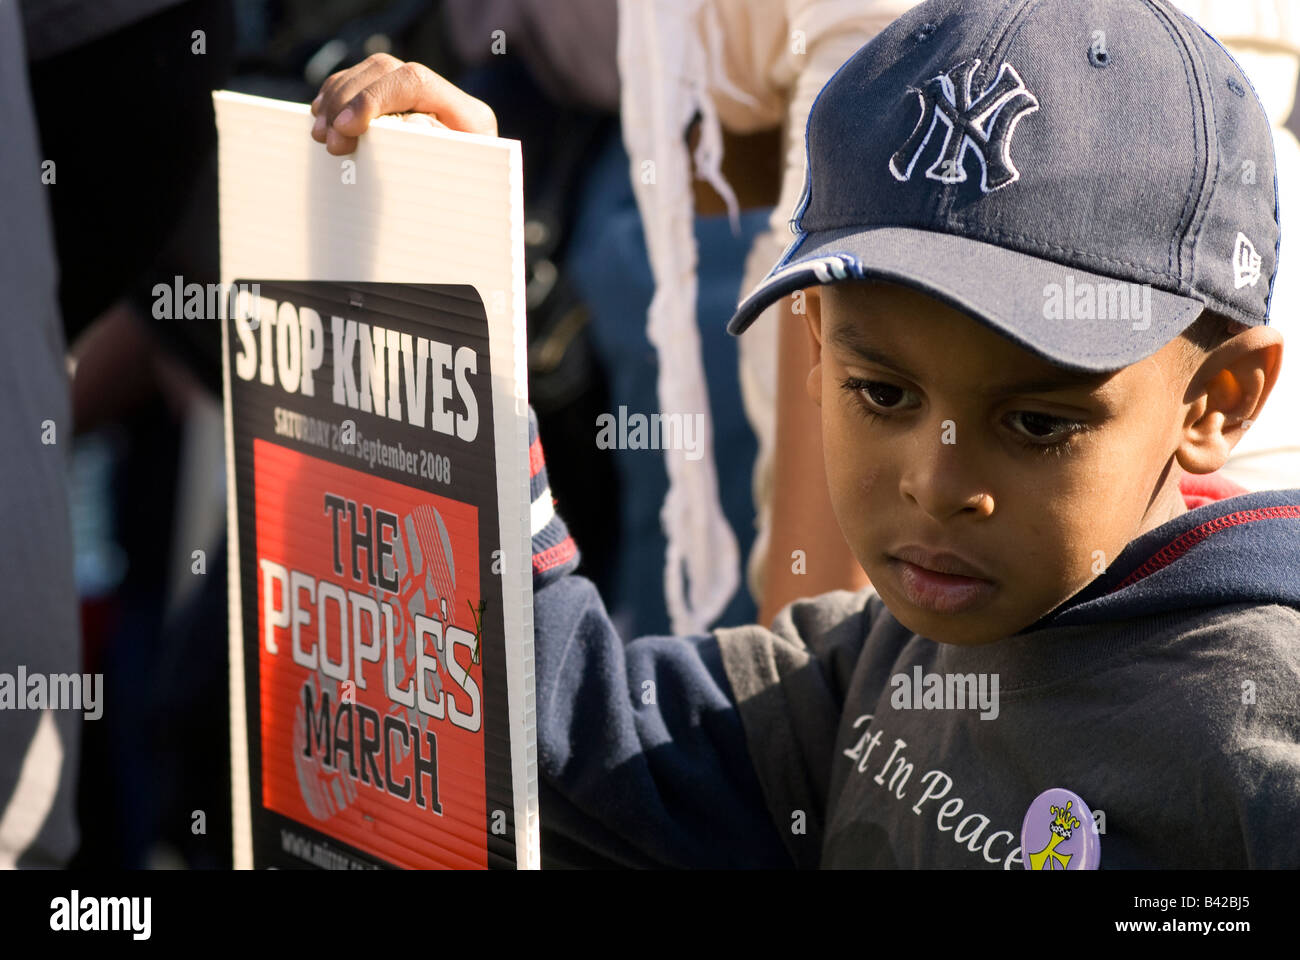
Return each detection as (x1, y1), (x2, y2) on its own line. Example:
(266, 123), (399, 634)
(889, 59), (1039, 193)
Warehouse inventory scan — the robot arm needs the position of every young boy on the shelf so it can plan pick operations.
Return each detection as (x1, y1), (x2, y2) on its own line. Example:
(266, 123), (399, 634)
(313, 0), (1300, 867)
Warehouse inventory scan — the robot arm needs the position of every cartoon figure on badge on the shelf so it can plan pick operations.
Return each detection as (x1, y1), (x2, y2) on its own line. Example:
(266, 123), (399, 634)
(1028, 801), (1079, 870)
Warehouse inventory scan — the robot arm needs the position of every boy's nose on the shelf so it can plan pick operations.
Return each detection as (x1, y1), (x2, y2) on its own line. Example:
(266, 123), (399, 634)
(897, 428), (996, 522)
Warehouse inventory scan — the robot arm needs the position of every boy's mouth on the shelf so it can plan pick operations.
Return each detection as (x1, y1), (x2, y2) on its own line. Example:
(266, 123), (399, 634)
(887, 546), (997, 615)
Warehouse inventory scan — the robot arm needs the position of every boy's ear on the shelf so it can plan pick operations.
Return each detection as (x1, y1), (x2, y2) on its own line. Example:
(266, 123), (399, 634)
(804, 287), (823, 406)
(1176, 326), (1284, 474)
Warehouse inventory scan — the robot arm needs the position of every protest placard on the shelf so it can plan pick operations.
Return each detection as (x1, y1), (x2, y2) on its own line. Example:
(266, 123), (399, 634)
(214, 91), (535, 869)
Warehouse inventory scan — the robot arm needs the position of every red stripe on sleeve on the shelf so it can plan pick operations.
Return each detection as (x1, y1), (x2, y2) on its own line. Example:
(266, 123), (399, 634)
(533, 537), (577, 575)
(529, 437), (545, 479)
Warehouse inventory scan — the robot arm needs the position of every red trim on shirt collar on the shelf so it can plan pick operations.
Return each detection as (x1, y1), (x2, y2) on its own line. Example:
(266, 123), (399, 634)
(1109, 504), (1300, 592)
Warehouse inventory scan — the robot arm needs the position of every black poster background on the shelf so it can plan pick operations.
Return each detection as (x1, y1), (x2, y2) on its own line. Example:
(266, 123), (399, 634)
(228, 281), (515, 869)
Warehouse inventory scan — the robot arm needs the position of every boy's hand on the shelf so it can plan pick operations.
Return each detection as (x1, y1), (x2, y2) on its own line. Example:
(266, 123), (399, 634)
(310, 53), (498, 155)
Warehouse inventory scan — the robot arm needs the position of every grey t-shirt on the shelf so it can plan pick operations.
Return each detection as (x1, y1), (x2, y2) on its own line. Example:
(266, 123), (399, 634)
(716, 588), (1300, 868)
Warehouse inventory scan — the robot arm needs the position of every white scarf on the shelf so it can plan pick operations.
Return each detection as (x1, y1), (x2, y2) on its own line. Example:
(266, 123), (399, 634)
(616, 0), (756, 634)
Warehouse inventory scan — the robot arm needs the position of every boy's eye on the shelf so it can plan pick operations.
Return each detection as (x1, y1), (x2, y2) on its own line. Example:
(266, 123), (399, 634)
(864, 382), (905, 408)
(1005, 410), (1082, 445)
(846, 379), (915, 412)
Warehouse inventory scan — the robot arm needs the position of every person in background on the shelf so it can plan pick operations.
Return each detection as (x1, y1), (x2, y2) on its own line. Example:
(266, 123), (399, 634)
(443, 0), (775, 637)
(21, 0), (235, 868)
(0, 0), (81, 870)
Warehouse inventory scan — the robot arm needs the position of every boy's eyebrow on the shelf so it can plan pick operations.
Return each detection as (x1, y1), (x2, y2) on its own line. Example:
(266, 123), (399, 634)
(828, 322), (1112, 395)
(828, 324), (921, 380)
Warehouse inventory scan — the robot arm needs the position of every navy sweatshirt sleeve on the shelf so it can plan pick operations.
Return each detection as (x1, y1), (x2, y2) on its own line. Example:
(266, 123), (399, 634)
(526, 408), (794, 868)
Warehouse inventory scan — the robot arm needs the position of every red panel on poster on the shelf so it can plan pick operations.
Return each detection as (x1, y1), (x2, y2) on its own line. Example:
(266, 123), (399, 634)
(253, 438), (486, 869)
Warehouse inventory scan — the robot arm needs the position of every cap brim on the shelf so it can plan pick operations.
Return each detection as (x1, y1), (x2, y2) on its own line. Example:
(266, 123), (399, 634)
(728, 226), (1206, 372)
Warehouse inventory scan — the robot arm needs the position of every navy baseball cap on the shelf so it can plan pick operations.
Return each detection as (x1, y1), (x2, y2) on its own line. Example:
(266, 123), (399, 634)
(728, 0), (1280, 372)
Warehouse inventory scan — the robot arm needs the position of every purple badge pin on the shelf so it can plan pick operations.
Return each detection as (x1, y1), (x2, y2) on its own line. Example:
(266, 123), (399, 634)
(1021, 788), (1100, 870)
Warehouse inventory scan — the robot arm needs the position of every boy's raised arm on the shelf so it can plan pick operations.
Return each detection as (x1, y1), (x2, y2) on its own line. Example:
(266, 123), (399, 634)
(527, 408), (796, 867)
